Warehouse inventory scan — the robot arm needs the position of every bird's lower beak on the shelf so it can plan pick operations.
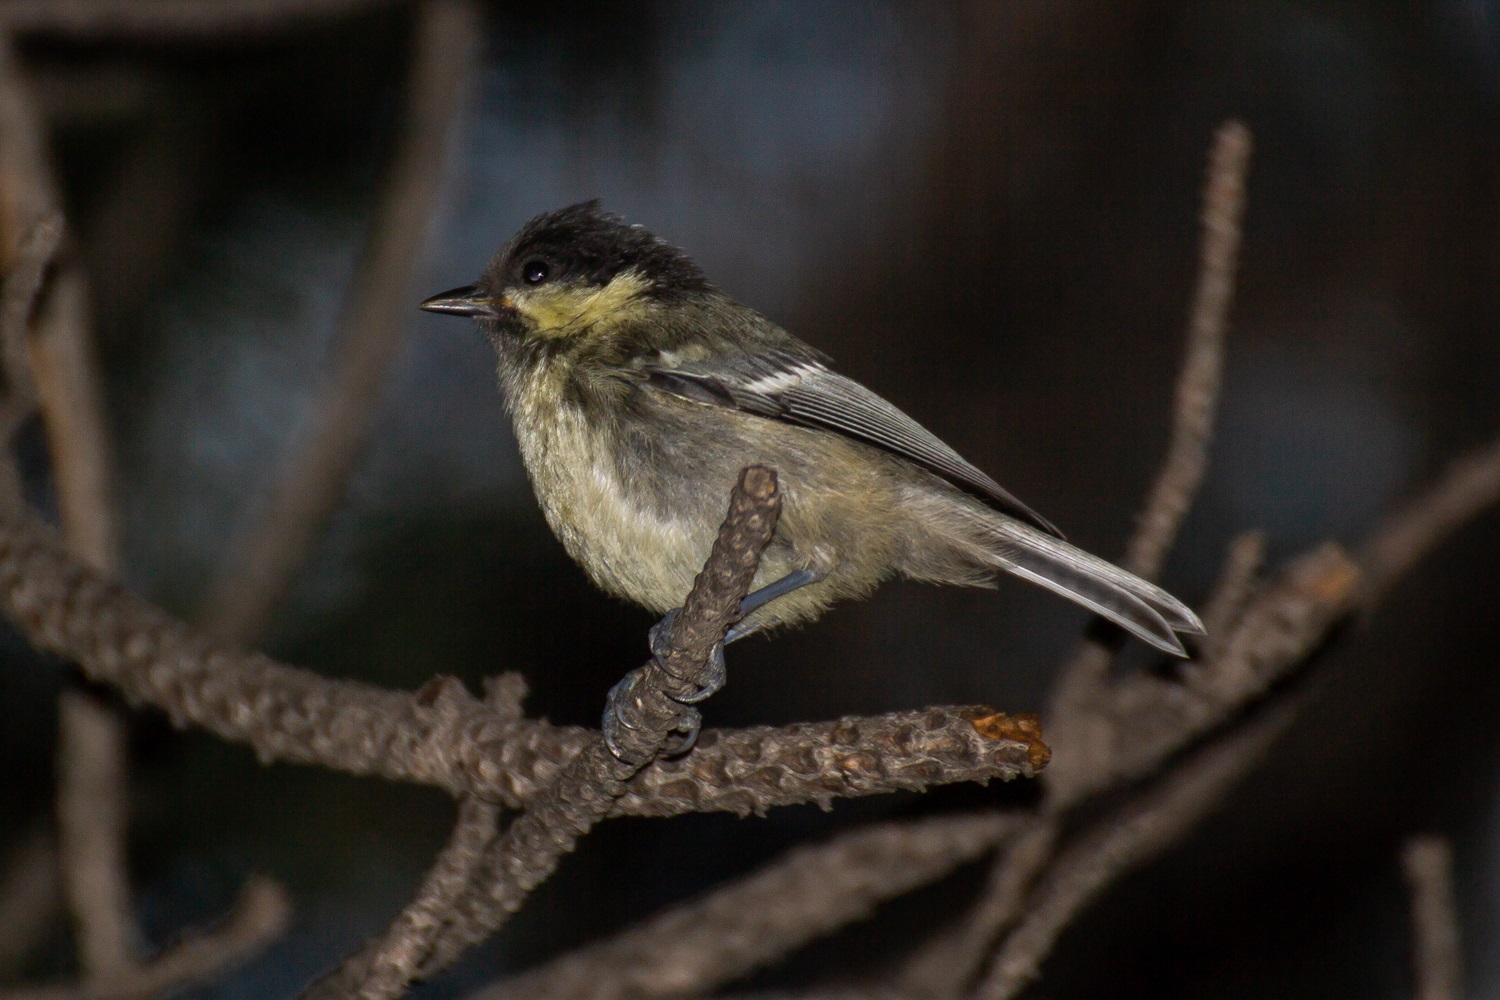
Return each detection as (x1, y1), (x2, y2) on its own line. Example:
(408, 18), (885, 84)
(419, 284), (503, 319)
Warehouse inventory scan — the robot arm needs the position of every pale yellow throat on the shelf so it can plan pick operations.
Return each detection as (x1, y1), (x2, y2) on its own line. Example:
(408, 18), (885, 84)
(508, 271), (653, 340)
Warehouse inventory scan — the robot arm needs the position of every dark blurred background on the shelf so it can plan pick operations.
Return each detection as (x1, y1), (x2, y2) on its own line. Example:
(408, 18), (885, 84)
(2, 1), (1499, 996)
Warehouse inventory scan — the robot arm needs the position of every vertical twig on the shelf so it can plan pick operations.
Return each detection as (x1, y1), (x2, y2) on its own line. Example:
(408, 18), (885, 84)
(56, 690), (136, 977)
(0, 26), (134, 981)
(1403, 836), (1464, 1000)
(1043, 120), (1253, 807)
(1122, 120), (1251, 582)
(902, 122), (1255, 998)
(202, 0), (481, 644)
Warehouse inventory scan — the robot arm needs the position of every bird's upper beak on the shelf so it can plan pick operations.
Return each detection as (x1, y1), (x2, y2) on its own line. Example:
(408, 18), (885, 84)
(419, 284), (503, 319)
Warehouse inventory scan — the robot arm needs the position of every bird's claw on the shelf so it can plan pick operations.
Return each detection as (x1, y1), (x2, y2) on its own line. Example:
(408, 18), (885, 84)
(647, 608), (728, 704)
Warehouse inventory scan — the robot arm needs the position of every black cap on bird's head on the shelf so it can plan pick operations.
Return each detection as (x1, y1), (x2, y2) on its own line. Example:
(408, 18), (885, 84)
(419, 202), (711, 337)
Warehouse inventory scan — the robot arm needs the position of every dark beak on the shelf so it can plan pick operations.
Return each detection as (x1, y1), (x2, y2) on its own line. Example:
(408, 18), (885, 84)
(419, 284), (502, 319)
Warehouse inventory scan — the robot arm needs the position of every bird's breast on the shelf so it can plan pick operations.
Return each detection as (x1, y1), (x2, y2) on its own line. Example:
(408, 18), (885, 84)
(507, 384), (713, 612)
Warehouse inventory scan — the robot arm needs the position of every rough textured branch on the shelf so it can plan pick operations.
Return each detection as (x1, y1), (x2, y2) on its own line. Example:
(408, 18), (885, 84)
(0, 501), (1042, 812)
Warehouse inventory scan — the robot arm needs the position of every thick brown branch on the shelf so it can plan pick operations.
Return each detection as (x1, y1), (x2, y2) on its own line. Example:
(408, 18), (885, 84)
(479, 813), (1024, 1000)
(0, 501), (1041, 811)
(1404, 836), (1464, 1000)
(203, 0), (480, 645)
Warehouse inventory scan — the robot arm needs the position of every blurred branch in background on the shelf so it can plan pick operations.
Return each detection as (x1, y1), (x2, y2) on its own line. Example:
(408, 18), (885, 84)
(1404, 835), (1464, 1000)
(0, 24), (135, 987)
(1, 0), (394, 39)
(201, 0), (481, 645)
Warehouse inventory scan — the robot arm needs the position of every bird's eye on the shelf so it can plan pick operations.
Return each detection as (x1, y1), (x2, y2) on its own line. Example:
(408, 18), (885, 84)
(522, 260), (551, 285)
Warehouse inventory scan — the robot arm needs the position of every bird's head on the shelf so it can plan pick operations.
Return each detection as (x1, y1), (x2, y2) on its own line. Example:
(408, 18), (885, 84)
(420, 201), (710, 346)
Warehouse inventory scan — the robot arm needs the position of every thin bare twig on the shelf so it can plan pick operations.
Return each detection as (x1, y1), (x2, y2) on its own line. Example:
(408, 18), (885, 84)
(307, 466), (783, 999)
(973, 697), (1298, 1000)
(303, 797), (502, 1000)
(28, 268), (117, 573)
(0, 213), (62, 427)
(1123, 119), (1250, 581)
(0, 25), (135, 986)
(56, 690), (136, 977)
(1362, 435), (1500, 599)
(479, 812), (1024, 1000)
(203, 0), (481, 645)
(1, 877), (292, 1000)
(1196, 530), (1266, 657)
(1043, 120), (1253, 810)
(1404, 835), (1464, 1000)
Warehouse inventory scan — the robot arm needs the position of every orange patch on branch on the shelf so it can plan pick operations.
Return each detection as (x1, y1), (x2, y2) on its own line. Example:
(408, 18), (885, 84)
(970, 711), (1050, 771)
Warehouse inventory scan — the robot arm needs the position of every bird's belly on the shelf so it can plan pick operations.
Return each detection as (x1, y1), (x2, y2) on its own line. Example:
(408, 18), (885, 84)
(514, 407), (714, 612)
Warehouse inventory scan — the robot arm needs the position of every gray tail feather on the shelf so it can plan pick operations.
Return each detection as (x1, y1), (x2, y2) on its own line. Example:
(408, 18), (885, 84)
(986, 520), (1205, 656)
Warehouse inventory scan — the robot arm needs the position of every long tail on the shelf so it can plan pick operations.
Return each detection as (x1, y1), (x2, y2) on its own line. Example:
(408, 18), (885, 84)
(985, 518), (1204, 656)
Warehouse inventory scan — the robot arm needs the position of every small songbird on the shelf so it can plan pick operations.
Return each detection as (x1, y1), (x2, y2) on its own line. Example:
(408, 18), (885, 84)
(421, 202), (1202, 655)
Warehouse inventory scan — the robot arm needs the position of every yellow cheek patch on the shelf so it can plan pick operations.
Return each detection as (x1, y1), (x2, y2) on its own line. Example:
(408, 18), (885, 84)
(510, 271), (652, 340)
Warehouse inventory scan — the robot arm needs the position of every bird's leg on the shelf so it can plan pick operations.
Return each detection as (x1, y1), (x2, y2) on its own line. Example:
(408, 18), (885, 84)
(725, 568), (823, 643)
(609, 568), (825, 758)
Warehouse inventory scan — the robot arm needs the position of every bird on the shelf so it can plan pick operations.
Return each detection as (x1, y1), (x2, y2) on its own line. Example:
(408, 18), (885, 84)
(420, 201), (1202, 659)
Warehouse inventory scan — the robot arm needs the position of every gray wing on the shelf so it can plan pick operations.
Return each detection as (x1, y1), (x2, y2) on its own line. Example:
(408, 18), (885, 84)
(641, 349), (1063, 538)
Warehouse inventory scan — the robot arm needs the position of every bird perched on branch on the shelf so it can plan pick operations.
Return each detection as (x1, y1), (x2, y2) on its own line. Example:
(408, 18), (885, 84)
(421, 202), (1202, 657)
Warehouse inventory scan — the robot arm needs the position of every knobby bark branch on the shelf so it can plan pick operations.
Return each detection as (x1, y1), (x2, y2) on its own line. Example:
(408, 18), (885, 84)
(0, 503), (1042, 812)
